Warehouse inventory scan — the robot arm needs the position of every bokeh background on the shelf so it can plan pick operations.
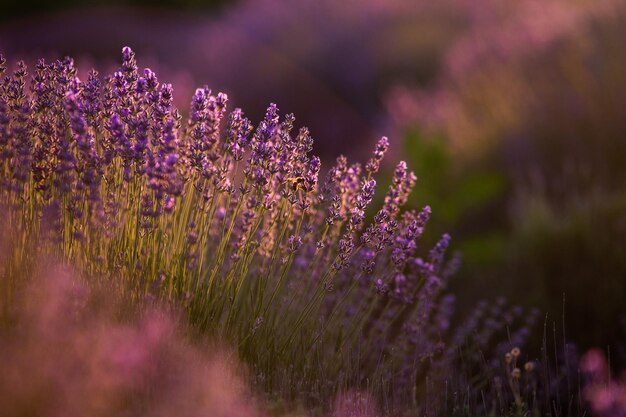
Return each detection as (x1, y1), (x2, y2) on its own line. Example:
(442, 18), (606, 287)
(2, 0), (625, 366)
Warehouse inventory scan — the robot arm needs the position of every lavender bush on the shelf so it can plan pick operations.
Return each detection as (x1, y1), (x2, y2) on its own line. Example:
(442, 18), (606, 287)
(0, 47), (467, 413)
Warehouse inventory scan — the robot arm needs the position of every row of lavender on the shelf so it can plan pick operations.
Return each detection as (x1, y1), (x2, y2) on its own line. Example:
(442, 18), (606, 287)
(0, 48), (534, 413)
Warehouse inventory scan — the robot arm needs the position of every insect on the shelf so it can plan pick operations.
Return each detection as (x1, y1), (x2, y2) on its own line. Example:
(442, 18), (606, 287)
(284, 176), (305, 192)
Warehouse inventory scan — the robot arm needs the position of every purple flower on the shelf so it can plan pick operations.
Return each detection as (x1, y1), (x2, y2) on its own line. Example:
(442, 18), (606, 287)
(288, 235), (303, 253)
(365, 136), (389, 175)
(381, 160), (417, 221)
(255, 103), (279, 144)
(224, 108), (252, 161)
(428, 233), (451, 272)
(120, 46), (139, 85)
(345, 178), (376, 237)
(82, 70), (102, 128)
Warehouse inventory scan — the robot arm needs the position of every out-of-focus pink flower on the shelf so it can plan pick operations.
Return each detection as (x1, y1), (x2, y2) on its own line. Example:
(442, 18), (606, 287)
(0, 265), (261, 417)
(581, 349), (626, 417)
(581, 348), (609, 380)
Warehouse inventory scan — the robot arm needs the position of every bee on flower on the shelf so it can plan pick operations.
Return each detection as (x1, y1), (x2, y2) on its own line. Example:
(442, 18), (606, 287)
(284, 176), (305, 192)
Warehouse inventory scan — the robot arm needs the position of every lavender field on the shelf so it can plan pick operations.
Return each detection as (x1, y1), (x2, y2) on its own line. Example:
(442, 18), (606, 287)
(1, 1), (625, 416)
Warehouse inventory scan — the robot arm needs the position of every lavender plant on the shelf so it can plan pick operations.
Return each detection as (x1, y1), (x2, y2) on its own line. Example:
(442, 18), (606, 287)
(0, 47), (464, 413)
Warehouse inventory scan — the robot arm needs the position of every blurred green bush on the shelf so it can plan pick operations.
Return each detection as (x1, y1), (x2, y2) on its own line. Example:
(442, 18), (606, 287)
(392, 0), (626, 362)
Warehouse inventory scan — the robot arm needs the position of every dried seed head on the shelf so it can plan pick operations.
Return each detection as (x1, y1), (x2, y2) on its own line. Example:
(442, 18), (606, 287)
(511, 368), (521, 379)
(511, 347), (521, 357)
(524, 361), (535, 372)
(504, 353), (513, 364)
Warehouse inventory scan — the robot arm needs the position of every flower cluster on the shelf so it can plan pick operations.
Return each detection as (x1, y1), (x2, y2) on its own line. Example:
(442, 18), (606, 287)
(0, 47), (470, 413)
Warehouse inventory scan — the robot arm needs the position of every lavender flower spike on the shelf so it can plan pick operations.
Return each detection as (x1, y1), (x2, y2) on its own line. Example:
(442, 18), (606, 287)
(365, 136), (389, 176)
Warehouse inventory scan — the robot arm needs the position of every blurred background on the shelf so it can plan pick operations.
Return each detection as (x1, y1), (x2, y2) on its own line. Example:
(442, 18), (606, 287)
(2, 0), (625, 365)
